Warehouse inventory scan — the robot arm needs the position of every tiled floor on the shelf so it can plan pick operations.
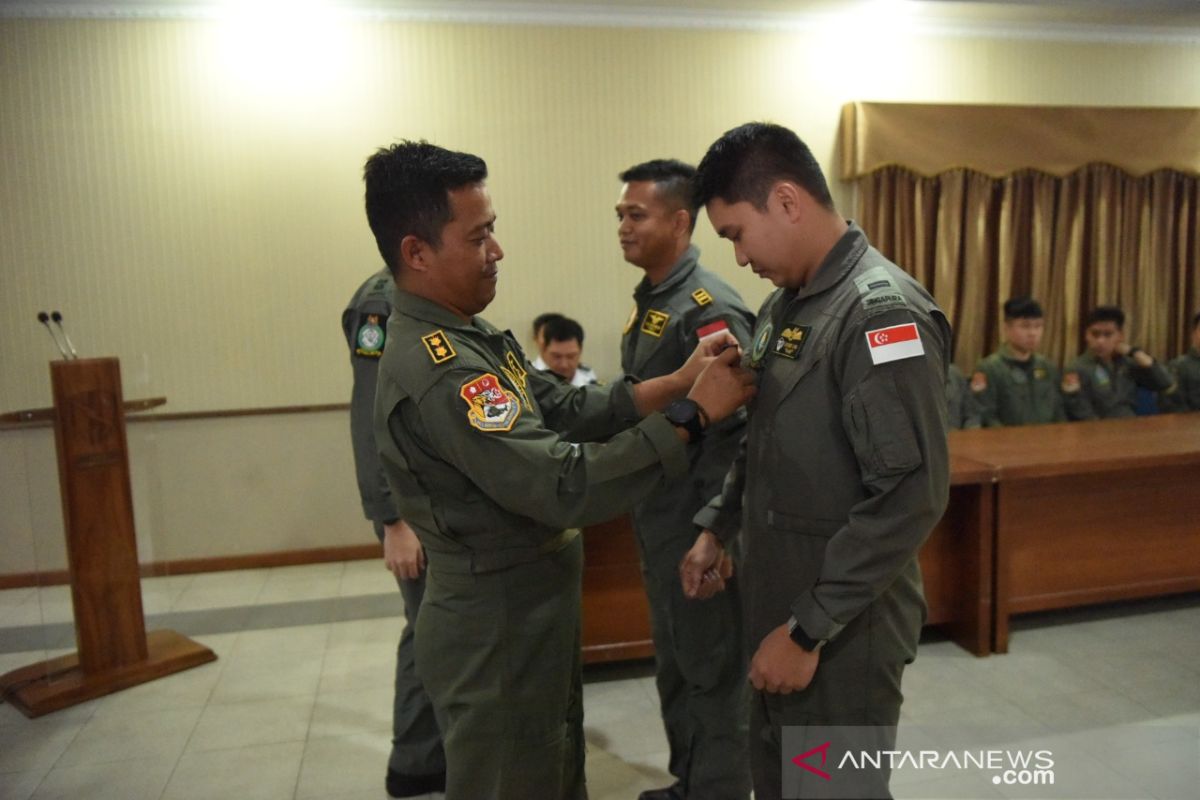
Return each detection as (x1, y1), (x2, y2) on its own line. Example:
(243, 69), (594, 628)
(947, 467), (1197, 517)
(1, 561), (1197, 800)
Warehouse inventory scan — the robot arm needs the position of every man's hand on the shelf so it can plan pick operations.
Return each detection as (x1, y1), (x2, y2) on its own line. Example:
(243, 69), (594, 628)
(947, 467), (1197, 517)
(677, 331), (740, 386)
(749, 624), (820, 694)
(680, 530), (733, 599)
(688, 346), (757, 425)
(383, 520), (425, 580)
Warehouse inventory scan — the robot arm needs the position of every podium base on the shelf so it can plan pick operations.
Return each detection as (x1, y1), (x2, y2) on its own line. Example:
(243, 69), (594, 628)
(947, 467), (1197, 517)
(0, 629), (217, 718)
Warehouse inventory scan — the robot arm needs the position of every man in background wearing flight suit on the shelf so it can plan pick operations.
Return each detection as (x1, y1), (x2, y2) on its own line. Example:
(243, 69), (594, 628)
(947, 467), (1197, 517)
(362, 140), (755, 799)
(1160, 311), (1200, 412)
(972, 296), (1066, 426)
(1063, 305), (1174, 419)
(616, 159), (754, 800)
(341, 270), (445, 798)
(681, 122), (951, 800)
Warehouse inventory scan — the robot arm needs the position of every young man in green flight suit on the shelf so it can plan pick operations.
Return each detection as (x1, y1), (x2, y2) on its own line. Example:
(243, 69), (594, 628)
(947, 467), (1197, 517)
(1160, 311), (1200, 412)
(342, 269), (445, 798)
(972, 296), (1066, 426)
(362, 140), (756, 800)
(680, 123), (951, 800)
(1063, 305), (1174, 419)
(616, 159), (754, 800)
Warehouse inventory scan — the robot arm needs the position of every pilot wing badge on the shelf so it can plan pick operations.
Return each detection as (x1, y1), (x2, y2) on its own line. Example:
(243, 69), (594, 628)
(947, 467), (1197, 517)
(460, 373), (521, 432)
(865, 322), (924, 365)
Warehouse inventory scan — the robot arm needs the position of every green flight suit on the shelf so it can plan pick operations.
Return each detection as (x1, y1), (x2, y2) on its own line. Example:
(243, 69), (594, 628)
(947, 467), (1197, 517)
(1160, 348), (1200, 412)
(620, 246), (754, 800)
(695, 225), (950, 800)
(341, 269), (444, 780)
(374, 290), (690, 800)
(1064, 350), (1175, 419)
(946, 363), (981, 429)
(973, 346), (1066, 426)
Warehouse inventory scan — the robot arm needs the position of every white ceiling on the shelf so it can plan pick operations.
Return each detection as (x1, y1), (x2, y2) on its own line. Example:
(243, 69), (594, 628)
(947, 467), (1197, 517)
(2, 0), (1200, 40)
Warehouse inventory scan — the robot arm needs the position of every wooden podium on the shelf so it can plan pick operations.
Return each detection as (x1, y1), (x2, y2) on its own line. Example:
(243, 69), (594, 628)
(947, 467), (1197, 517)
(0, 358), (216, 717)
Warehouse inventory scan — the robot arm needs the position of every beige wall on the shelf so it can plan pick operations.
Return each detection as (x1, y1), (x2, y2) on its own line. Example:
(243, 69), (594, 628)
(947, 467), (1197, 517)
(3, 15), (1200, 571)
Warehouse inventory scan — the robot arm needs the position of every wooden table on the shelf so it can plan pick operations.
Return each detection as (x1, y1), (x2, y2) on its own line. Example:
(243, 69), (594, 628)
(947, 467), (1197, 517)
(951, 415), (1200, 652)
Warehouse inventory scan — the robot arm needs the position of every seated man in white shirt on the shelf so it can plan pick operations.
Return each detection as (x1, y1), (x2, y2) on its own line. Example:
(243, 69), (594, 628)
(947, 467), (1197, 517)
(533, 314), (599, 387)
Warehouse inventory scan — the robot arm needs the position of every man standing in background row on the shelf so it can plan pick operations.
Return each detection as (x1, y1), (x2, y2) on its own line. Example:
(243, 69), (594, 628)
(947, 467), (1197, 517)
(341, 270), (445, 798)
(1063, 305), (1174, 419)
(681, 122), (950, 800)
(972, 296), (1066, 426)
(1160, 311), (1200, 412)
(616, 158), (755, 800)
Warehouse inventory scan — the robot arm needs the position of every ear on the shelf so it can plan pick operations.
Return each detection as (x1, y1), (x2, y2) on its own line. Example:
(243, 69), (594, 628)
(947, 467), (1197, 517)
(671, 207), (692, 239)
(772, 181), (806, 223)
(400, 235), (430, 273)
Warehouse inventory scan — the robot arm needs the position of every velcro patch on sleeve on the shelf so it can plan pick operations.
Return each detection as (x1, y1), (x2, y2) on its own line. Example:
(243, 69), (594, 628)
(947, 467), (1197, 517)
(460, 373), (521, 432)
(422, 330), (457, 364)
(354, 314), (385, 358)
(864, 322), (924, 365)
(696, 319), (729, 340)
(970, 371), (988, 393)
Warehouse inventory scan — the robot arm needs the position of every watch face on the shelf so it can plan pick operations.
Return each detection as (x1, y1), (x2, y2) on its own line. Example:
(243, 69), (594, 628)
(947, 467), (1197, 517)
(665, 399), (697, 425)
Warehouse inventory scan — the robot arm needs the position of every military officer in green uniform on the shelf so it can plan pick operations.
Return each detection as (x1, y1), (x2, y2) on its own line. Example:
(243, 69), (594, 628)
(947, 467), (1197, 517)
(616, 159), (755, 800)
(342, 269), (446, 798)
(1063, 305), (1174, 419)
(972, 297), (1066, 426)
(1160, 311), (1200, 412)
(680, 123), (951, 800)
(362, 140), (756, 800)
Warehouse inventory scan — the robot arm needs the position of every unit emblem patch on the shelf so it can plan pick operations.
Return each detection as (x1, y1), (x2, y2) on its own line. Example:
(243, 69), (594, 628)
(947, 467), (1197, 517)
(460, 373), (521, 432)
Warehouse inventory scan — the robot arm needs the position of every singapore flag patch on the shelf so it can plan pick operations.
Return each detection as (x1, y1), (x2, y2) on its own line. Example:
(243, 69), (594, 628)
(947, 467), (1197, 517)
(865, 322), (924, 365)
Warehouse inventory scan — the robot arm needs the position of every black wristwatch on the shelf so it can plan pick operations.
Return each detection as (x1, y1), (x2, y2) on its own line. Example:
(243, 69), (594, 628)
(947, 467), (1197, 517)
(663, 398), (705, 443)
(787, 616), (827, 652)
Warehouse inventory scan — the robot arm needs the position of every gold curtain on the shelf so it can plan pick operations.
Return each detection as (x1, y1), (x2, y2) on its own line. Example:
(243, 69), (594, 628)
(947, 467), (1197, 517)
(858, 165), (1200, 371)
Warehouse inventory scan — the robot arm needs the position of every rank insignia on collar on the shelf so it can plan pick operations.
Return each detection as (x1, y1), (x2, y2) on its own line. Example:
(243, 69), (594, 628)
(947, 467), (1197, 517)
(460, 373), (521, 432)
(623, 306), (637, 335)
(772, 325), (809, 359)
(355, 314), (385, 358)
(421, 330), (457, 364)
(691, 288), (713, 307)
(641, 309), (670, 337)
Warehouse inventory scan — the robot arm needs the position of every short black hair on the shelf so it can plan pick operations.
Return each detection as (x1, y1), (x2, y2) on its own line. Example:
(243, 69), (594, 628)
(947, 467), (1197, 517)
(532, 312), (565, 339)
(620, 159), (698, 231)
(1003, 296), (1043, 320)
(363, 140), (488, 278)
(542, 316), (584, 346)
(1086, 305), (1125, 329)
(693, 122), (833, 212)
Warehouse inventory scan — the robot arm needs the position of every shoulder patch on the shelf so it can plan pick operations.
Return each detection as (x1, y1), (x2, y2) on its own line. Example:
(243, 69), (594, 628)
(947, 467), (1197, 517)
(640, 309), (670, 338)
(460, 373), (521, 432)
(354, 313), (385, 358)
(421, 330), (457, 364)
(696, 319), (729, 340)
(864, 322), (924, 365)
(1061, 371), (1081, 393)
(691, 288), (714, 307)
(853, 266), (897, 296)
(970, 371), (988, 393)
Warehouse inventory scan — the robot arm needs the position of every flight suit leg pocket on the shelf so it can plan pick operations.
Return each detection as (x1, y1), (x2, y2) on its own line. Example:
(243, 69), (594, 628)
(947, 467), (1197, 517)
(843, 370), (923, 479)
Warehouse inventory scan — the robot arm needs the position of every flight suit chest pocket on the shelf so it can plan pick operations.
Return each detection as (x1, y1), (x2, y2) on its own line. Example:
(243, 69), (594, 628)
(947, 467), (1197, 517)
(762, 324), (828, 403)
(843, 370), (923, 479)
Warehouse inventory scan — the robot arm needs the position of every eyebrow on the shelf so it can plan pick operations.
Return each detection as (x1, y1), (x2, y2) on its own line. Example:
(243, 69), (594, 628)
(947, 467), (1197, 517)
(715, 226), (736, 239)
(467, 216), (496, 235)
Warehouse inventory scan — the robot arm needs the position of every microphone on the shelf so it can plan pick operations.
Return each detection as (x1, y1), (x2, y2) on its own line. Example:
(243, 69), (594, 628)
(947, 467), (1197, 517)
(50, 311), (79, 359)
(38, 311), (71, 359)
